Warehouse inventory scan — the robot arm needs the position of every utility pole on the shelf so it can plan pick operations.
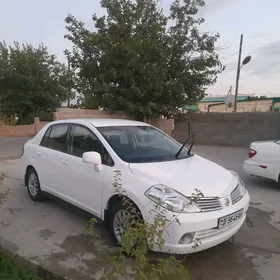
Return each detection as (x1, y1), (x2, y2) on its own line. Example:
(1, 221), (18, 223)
(233, 34), (243, 112)
(67, 59), (71, 108)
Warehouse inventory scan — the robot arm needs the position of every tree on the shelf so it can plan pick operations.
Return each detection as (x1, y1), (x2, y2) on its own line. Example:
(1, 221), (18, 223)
(65, 0), (223, 120)
(0, 41), (75, 123)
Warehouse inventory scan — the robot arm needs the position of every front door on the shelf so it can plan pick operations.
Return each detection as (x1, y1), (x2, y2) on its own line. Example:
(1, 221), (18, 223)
(62, 124), (109, 218)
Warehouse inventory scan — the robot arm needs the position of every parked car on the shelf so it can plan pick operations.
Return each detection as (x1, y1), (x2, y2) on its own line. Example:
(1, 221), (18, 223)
(243, 140), (280, 183)
(20, 119), (250, 254)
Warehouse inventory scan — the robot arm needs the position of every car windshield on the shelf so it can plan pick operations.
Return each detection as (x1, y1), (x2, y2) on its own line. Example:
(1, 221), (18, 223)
(97, 125), (189, 163)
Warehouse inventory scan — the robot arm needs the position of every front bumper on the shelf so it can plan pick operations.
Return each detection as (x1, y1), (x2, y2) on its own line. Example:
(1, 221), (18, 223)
(146, 191), (250, 254)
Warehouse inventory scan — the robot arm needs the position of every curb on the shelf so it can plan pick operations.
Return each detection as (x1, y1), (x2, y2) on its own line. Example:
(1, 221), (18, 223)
(0, 248), (67, 280)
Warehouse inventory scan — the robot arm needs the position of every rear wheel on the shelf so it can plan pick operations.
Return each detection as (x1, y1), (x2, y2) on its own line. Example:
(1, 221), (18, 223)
(26, 168), (44, 201)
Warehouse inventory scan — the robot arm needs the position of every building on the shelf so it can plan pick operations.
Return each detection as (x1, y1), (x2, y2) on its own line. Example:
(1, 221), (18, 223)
(197, 94), (255, 112)
(181, 104), (199, 113)
(197, 94), (280, 113)
(209, 97), (280, 113)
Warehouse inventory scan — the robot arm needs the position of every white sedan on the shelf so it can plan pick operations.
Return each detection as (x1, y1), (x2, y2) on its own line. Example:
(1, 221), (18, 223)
(243, 140), (280, 183)
(20, 118), (250, 254)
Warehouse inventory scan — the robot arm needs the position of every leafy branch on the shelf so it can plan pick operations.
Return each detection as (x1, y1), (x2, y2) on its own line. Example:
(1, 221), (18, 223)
(88, 170), (203, 279)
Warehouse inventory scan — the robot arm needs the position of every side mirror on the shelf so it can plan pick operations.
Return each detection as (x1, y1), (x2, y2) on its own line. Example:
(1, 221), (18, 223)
(82, 151), (102, 172)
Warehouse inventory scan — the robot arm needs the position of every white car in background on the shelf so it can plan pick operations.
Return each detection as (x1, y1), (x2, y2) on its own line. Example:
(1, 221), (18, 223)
(243, 140), (280, 183)
(21, 119), (250, 254)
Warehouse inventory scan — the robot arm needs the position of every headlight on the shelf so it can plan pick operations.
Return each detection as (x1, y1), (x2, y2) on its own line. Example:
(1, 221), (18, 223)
(238, 176), (246, 197)
(230, 170), (246, 197)
(145, 184), (200, 213)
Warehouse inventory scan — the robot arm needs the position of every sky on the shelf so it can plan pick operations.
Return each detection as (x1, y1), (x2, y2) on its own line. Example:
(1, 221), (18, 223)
(0, 0), (279, 97)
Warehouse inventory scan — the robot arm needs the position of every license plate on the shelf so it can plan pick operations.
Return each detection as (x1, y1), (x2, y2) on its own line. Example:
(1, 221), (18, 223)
(218, 209), (244, 229)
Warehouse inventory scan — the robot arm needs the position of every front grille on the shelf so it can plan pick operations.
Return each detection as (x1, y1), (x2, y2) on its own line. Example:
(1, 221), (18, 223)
(231, 185), (242, 205)
(195, 197), (222, 212)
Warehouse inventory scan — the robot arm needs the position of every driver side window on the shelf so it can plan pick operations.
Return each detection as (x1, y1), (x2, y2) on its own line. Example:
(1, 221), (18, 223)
(68, 125), (114, 166)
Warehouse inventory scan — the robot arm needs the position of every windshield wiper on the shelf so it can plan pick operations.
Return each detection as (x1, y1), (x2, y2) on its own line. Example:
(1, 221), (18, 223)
(175, 135), (190, 158)
(175, 118), (195, 159)
(187, 137), (195, 156)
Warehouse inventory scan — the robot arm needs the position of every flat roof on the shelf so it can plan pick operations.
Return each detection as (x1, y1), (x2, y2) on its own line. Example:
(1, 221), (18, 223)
(200, 96), (249, 102)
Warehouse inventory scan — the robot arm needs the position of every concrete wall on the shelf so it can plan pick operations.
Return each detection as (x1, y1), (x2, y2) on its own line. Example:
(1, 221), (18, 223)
(174, 112), (280, 147)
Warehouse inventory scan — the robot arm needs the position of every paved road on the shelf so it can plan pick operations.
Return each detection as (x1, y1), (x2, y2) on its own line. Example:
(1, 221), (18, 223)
(0, 139), (280, 279)
(0, 137), (30, 160)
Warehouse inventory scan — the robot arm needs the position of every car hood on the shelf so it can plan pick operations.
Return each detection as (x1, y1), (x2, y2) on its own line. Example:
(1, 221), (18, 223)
(129, 155), (238, 198)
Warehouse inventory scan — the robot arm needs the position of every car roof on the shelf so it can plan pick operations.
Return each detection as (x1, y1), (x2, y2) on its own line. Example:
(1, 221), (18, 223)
(49, 118), (149, 127)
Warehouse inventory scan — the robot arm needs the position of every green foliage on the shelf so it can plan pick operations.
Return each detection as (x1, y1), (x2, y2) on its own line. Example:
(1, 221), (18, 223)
(65, 0), (223, 120)
(88, 170), (203, 279)
(0, 250), (41, 280)
(0, 41), (75, 122)
(19, 111), (54, 125)
(77, 94), (99, 110)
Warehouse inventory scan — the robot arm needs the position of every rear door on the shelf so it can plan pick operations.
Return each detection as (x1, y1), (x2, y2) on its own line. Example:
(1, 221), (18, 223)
(36, 123), (70, 196)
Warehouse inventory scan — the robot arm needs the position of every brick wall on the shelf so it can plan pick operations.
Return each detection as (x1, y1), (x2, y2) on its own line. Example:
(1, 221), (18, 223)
(0, 108), (174, 137)
(174, 112), (280, 147)
(148, 117), (174, 136)
(54, 108), (132, 120)
(54, 108), (174, 136)
(0, 118), (49, 138)
(0, 124), (36, 137)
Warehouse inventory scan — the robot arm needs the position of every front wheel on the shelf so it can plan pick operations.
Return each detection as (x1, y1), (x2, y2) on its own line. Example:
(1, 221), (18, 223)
(108, 200), (144, 251)
(26, 168), (44, 201)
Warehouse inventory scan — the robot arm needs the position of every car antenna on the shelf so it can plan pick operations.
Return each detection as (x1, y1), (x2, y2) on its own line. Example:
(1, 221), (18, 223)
(175, 120), (191, 159)
(187, 125), (195, 156)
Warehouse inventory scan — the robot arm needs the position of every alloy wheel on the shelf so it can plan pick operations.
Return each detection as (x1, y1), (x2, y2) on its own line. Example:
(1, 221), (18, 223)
(28, 173), (39, 198)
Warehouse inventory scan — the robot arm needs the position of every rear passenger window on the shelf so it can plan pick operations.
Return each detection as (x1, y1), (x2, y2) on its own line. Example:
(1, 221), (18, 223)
(40, 126), (52, 147)
(47, 124), (69, 152)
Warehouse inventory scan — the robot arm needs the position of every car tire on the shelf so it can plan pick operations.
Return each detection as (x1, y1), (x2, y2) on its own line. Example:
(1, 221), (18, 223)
(108, 200), (144, 251)
(26, 168), (44, 201)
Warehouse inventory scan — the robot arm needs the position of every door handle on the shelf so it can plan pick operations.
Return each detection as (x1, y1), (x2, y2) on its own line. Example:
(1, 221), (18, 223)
(36, 152), (42, 156)
(62, 160), (69, 166)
